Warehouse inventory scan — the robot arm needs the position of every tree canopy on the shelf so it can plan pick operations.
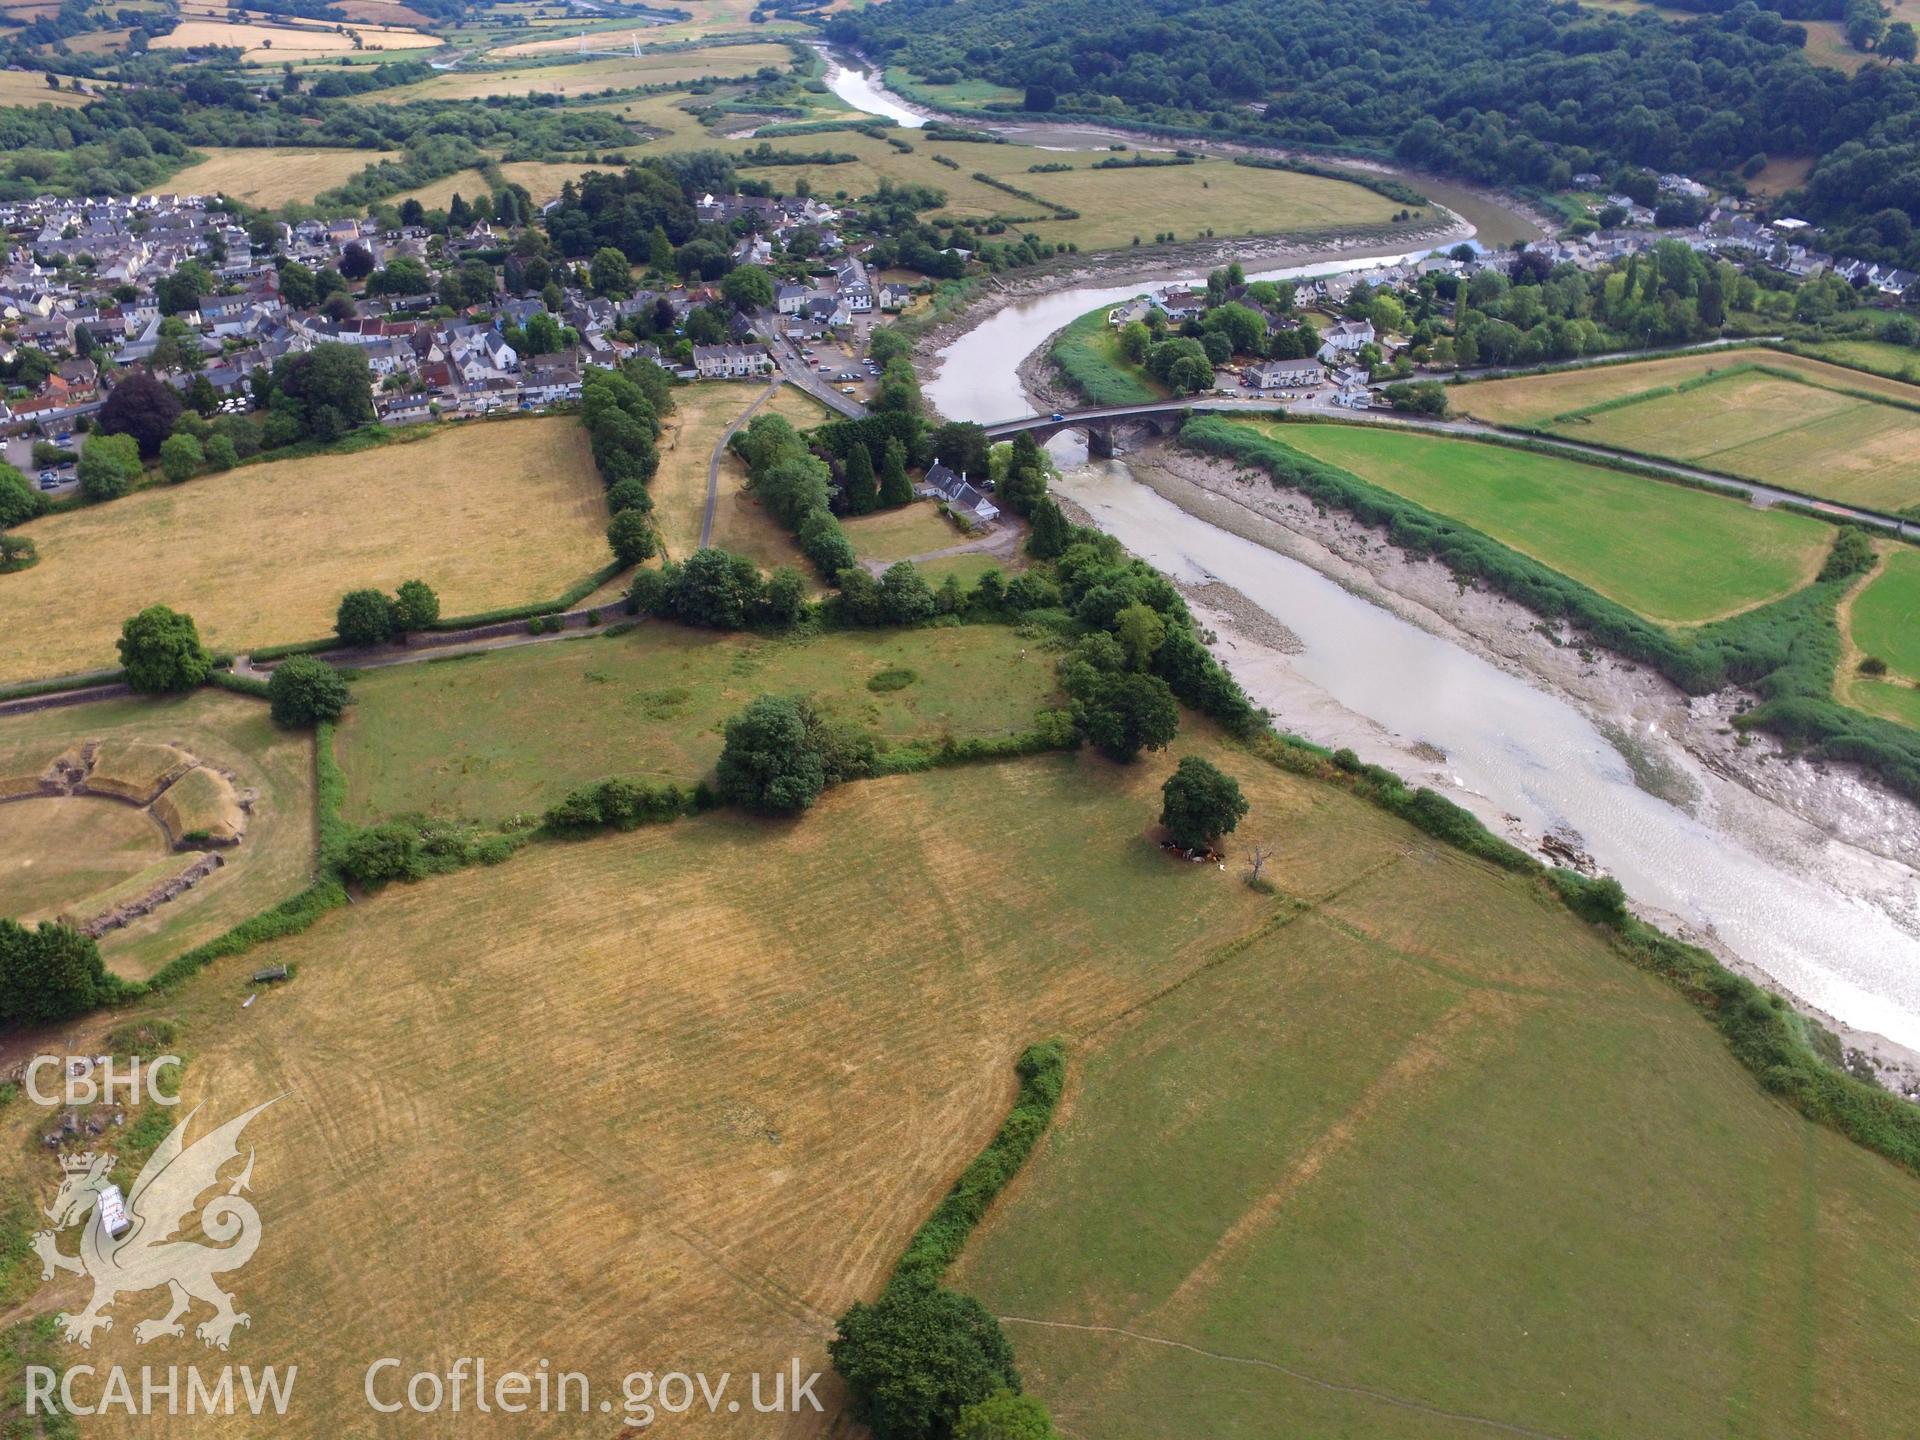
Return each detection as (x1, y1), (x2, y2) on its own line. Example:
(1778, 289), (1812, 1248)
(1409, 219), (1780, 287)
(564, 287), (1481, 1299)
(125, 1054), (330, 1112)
(118, 604), (211, 693)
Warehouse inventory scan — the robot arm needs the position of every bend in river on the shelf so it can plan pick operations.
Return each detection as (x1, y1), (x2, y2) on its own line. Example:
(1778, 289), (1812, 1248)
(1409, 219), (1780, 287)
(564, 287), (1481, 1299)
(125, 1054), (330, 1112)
(921, 244), (1920, 1060)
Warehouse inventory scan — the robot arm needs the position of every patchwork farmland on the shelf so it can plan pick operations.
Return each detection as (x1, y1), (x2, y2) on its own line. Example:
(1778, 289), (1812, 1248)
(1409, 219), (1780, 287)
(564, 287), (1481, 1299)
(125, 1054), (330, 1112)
(1454, 351), (1920, 513)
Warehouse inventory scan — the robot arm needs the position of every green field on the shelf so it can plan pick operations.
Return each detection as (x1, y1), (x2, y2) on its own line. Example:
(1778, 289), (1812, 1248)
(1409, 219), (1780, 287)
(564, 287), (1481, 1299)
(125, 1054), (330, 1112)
(1263, 424), (1834, 625)
(952, 822), (1920, 1438)
(1802, 339), (1920, 384)
(335, 620), (1061, 824)
(882, 66), (1024, 110)
(1845, 547), (1920, 728)
(1458, 358), (1920, 514)
(1050, 304), (1164, 406)
(843, 501), (965, 565)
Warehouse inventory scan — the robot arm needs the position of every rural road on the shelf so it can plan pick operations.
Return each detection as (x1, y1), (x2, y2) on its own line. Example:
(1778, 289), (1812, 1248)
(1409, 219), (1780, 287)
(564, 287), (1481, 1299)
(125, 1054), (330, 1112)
(699, 378), (780, 550)
(984, 397), (1920, 539)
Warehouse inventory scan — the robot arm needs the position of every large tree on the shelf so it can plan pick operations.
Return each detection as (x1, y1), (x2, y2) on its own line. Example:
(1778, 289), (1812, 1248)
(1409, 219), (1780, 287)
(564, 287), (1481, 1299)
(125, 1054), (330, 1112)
(0, 465), (44, 527)
(715, 696), (828, 815)
(391, 579), (440, 634)
(268, 342), (375, 444)
(1159, 755), (1249, 851)
(716, 696), (873, 814)
(878, 436), (914, 507)
(0, 920), (112, 1025)
(118, 604), (211, 693)
(721, 263), (775, 311)
(844, 442), (878, 516)
(830, 1283), (1020, 1440)
(98, 370), (185, 458)
(607, 509), (659, 567)
(1076, 671), (1179, 762)
(267, 655), (351, 728)
(158, 432), (203, 484)
(335, 588), (396, 647)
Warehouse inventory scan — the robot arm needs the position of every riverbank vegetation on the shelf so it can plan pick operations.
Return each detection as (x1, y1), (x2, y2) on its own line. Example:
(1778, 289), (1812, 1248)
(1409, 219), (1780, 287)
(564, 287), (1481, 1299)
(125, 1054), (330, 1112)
(1048, 304), (1165, 406)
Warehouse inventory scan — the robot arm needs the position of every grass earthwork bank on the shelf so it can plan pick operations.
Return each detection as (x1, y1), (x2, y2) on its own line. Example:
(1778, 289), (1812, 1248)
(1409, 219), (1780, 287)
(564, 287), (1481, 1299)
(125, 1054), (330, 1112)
(1268, 423), (1834, 625)
(333, 621), (1060, 824)
(0, 418), (610, 684)
(7, 733), (1920, 1435)
(0, 690), (314, 980)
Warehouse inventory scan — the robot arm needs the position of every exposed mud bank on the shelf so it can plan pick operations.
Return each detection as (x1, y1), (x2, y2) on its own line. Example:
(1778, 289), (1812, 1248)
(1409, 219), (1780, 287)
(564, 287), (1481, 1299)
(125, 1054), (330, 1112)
(1063, 444), (1920, 1091)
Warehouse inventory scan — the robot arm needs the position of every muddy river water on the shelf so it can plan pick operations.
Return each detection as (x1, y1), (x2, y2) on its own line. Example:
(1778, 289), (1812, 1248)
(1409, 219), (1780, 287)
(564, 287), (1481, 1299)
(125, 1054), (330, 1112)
(826, 54), (1920, 1057)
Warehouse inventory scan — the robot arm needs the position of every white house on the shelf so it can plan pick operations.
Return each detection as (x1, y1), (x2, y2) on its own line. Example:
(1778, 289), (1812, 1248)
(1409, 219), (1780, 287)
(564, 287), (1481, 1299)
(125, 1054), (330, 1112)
(691, 344), (773, 379)
(1316, 318), (1376, 363)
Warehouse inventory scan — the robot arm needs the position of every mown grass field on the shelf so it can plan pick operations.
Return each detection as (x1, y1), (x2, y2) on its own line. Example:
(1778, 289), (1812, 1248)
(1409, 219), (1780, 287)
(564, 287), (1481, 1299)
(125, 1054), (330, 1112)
(1260, 424), (1834, 625)
(145, 147), (400, 207)
(13, 729), (1920, 1436)
(1454, 348), (1920, 426)
(599, 90), (1406, 252)
(1851, 548), (1920, 678)
(0, 691), (314, 980)
(1454, 352), (1920, 512)
(1842, 547), (1920, 728)
(360, 42), (794, 102)
(0, 419), (608, 683)
(952, 820), (1920, 1439)
(843, 501), (962, 565)
(334, 620), (1060, 823)
(391, 159), (598, 210)
(1801, 338), (1920, 384)
(648, 380), (774, 563)
(705, 384), (827, 573)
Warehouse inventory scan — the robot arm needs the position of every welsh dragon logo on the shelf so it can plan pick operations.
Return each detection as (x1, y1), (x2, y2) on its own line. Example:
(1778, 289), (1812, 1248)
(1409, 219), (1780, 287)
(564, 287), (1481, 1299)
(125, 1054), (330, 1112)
(33, 1099), (279, 1350)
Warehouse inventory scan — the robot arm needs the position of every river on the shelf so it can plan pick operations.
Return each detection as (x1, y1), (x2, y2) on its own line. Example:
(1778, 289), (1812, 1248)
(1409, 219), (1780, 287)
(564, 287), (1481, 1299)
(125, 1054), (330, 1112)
(923, 281), (1920, 1054)
(1056, 463), (1920, 1054)
(818, 49), (927, 129)
(823, 52), (1920, 1056)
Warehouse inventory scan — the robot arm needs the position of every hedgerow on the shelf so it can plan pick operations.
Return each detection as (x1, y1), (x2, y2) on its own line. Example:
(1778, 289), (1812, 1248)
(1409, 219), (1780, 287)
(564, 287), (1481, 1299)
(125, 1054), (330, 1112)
(891, 1041), (1067, 1290)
